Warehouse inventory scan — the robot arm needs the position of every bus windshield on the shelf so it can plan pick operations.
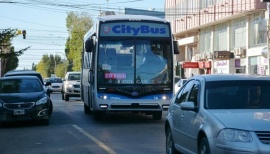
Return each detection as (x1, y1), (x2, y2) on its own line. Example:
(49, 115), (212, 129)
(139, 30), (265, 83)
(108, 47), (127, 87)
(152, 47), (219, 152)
(97, 38), (172, 85)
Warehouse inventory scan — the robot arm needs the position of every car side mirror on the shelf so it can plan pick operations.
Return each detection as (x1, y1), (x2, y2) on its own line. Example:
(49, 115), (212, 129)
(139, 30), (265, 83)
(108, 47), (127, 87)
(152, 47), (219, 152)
(45, 82), (51, 86)
(180, 101), (196, 111)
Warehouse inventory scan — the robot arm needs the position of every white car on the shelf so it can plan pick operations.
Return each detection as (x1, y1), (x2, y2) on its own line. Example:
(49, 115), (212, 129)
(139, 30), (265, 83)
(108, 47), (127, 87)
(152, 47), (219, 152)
(48, 77), (63, 92)
(62, 72), (81, 101)
(174, 78), (187, 94)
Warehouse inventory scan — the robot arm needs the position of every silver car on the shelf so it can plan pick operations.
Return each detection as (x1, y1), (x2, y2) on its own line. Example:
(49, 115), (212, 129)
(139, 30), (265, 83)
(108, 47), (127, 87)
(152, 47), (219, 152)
(165, 74), (270, 154)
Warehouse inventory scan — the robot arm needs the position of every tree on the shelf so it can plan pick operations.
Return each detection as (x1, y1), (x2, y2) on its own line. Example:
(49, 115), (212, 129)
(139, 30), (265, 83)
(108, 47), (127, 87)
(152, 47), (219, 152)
(0, 29), (30, 76)
(66, 12), (93, 71)
(36, 54), (64, 78)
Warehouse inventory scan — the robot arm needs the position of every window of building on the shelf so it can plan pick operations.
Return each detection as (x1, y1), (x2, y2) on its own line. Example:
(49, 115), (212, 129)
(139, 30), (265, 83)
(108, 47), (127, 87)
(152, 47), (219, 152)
(199, 27), (212, 53)
(214, 23), (228, 51)
(249, 56), (258, 74)
(249, 13), (267, 47)
(231, 17), (246, 50)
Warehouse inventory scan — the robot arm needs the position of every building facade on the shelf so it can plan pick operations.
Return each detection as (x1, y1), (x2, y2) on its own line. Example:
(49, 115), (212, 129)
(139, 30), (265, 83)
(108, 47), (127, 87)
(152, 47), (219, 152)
(165, 0), (269, 77)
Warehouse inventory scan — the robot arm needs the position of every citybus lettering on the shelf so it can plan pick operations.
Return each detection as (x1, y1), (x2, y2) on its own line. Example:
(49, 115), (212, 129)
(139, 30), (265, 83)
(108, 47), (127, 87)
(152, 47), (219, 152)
(112, 25), (166, 36)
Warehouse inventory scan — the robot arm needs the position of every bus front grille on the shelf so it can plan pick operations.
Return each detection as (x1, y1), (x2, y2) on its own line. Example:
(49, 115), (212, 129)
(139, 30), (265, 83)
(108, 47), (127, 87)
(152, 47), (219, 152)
(111, 103), (160, 109)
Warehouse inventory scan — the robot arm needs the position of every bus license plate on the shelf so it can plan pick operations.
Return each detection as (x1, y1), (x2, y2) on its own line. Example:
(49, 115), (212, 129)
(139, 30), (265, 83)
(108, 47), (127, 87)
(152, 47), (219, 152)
(14, 109), (25, 115)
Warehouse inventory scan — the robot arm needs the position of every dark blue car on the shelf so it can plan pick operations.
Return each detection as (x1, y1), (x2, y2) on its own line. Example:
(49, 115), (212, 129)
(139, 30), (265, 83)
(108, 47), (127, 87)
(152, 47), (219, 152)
(0, 76), (53, 125)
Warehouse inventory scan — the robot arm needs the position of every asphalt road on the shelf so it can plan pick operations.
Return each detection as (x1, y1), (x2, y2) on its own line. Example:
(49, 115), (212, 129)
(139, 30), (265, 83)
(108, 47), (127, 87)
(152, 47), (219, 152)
(0, 93), (167, 154)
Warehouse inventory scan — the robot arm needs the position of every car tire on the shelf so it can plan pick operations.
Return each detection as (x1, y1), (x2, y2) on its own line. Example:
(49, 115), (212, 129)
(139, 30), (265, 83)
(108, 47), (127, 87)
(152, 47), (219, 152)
(199, 137), (210, 154)
(49, 101), (53, 116)
(84, 103), (91, 114)
(153, 111), (162, 120)
(61, 92), (64, 100)
(93, 111), (105, 121)
(64, 94), (69, 101)
(40, 119), (49, 125)
(166, 128), (179, 154)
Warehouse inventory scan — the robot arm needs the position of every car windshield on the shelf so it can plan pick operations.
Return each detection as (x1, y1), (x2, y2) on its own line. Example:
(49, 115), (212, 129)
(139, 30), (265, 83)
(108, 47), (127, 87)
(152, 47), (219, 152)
(49, 78), (62, 83)
(68, 74), (80, 80)
(0, 78), (43, 93)
(205, 80), (270, 109)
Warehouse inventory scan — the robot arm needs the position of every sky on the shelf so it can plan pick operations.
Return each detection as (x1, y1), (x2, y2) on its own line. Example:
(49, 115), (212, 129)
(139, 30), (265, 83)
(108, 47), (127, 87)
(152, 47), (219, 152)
(0, 0), (165, 70)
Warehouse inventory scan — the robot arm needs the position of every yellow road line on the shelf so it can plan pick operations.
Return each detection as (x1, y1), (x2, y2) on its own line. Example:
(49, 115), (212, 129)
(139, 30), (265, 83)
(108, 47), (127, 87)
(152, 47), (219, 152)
(72, 125), (117, 154)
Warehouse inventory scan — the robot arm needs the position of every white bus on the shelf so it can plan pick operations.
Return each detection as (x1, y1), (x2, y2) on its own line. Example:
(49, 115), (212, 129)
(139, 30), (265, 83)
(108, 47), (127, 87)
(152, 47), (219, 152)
(82, 15), (179, 120)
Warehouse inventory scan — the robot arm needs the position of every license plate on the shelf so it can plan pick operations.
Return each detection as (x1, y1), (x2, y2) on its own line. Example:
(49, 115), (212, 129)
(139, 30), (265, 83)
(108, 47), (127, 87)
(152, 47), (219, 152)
(14, 109), (25, 115)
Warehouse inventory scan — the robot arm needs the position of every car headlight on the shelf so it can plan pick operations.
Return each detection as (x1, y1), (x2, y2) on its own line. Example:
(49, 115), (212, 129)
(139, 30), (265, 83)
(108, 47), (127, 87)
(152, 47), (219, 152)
(36, 97), (49, 105)
(68, 84), (73, 88)
(218, 129), (252, 142)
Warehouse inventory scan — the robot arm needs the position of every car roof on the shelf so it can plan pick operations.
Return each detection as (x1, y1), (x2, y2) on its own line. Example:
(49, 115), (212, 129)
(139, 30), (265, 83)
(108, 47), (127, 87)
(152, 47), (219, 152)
(4, 70), (44, 85)
(66, 71), (81, 74)
(194, 74), (270, 82)
(0, 76), (40, 80)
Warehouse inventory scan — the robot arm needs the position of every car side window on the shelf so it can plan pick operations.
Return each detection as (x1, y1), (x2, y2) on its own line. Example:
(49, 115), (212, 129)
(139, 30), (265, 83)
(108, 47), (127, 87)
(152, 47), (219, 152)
(175, 80), (195, 104)
(187, 81), (200, 107)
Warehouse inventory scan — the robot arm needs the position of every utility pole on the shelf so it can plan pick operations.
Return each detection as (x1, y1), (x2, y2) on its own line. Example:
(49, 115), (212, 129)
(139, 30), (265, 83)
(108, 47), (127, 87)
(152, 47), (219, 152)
(106, 0), (109, 11)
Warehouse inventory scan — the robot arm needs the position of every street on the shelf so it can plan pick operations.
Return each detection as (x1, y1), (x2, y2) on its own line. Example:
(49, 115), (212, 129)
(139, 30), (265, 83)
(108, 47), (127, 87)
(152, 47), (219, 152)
(0, 93), (167, 154)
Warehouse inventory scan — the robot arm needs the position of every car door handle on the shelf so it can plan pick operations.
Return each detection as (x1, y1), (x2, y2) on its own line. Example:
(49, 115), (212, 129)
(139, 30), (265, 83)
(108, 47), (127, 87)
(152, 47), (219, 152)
(181, 114), (185, 119)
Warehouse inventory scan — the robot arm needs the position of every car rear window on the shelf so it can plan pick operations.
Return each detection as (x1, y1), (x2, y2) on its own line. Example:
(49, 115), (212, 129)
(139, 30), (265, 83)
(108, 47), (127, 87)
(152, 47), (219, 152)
(0, 78), (43, 93)
(205, 80), (270, 109)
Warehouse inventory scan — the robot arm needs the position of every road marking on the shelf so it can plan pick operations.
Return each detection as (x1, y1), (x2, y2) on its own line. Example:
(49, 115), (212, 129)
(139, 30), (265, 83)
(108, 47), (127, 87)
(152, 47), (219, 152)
(72, 125), (117, 154)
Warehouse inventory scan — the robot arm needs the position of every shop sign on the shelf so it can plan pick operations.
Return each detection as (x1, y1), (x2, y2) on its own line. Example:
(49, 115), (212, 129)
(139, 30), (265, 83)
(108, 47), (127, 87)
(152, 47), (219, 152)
(182, 62), (199, 68)
(214, 51), (231, 60)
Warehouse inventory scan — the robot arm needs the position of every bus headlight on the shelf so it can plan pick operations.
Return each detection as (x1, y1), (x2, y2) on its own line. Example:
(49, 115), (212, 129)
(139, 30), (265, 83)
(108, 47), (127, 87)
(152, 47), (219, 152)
(100, 95), (107, 99)
(162, 95), (170, 100)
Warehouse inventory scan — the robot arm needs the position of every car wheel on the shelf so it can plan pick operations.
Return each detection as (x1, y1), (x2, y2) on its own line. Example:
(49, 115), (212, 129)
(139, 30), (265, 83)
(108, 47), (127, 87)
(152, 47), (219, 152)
(84, 103), (91, 114)
(153, 111), (162, 120)
(199, 137), (210, 154)
(40, 119), (49, 125)
(49, 101), (53, 116)
(94, 111), (105, 121)
(166, 127), (179, 154)
(61, 92), (64, 100)
(64, 94), (69, 101)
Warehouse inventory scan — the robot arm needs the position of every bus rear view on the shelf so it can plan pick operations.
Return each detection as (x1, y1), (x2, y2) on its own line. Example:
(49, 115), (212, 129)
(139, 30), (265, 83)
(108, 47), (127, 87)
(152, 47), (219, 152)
(82, 15), (179, 121)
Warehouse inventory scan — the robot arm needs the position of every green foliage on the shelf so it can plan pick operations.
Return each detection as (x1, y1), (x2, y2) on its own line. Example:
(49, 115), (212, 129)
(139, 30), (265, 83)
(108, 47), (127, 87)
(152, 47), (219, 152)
(65, 12), (93, 71)
(0, 29), (30, 76)
(36, 54), (65, 78)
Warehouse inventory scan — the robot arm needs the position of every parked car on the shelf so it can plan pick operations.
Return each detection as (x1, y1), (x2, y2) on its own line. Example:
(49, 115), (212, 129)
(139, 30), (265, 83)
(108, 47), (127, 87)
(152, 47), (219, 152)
(165, 74), (270, 154)
(0, 76), (53, 125)
(174, 78), (188, 94)
(48, 77), (63, 92)
(62, 72), (81, 101)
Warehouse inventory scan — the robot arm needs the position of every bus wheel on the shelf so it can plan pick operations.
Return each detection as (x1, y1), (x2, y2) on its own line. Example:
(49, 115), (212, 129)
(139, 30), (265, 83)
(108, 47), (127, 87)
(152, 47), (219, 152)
(153, 111), (162, 120)
(84, 103), (91, 114)
(94, 111), (105, 121)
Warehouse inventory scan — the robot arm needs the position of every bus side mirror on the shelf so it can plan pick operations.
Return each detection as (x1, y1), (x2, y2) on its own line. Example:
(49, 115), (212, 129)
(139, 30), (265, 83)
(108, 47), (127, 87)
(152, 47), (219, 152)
(173, 41), (180, 54)
(85, 39), (93, 52)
